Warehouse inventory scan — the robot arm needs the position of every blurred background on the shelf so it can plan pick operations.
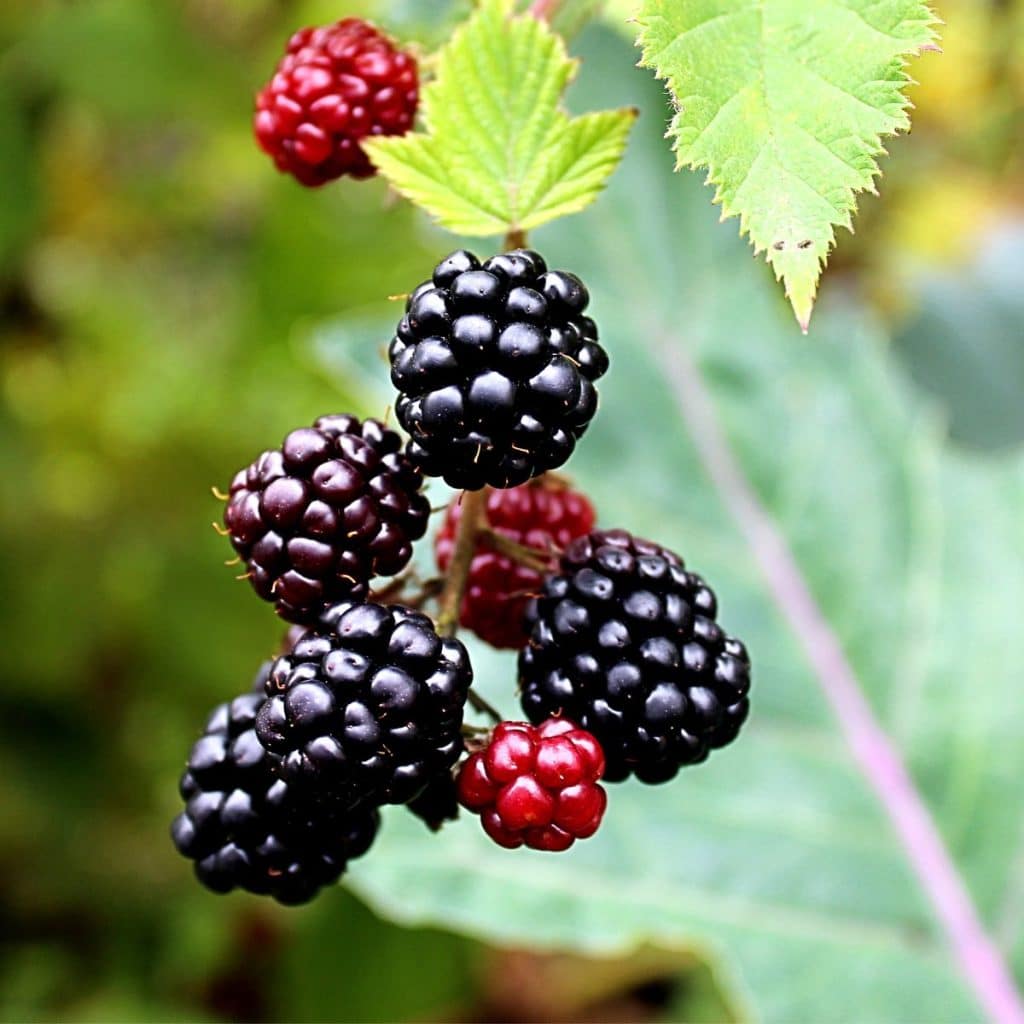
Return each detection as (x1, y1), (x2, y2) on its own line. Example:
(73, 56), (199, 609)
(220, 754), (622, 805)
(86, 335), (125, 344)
(1, 1), (1022, 1021)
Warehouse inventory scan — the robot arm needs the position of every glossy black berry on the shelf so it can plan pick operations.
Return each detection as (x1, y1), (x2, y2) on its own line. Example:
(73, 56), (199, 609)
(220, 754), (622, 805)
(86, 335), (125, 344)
(405, 769), (460, 831)
(256, 601), (473, 809)
(224, 415), (431, 623)
(390, 249), (609, 489)
(170, 662), (379, 905)
(518, 530), (751, 783)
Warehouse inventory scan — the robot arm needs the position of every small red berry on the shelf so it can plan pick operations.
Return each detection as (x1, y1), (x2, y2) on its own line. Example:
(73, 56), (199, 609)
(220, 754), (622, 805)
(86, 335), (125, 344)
(435, 479), (596, 649)
(456, 719), (607, 852)
(254, 19), (418, 186)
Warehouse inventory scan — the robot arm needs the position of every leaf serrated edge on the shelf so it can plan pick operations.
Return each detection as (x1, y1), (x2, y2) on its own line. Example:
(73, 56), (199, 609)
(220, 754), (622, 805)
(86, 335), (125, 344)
(632, 2), (941, 330)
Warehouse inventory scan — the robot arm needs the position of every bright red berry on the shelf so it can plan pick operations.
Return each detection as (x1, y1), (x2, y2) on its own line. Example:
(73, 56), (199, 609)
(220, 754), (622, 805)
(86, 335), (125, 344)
(254, 19), (418, 186)
(435, 479), (596, 649)
(457, 719), (607, 851)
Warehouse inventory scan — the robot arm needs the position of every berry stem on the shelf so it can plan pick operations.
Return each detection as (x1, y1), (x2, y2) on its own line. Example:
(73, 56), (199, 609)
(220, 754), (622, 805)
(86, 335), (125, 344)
(435, 488), (503, 725)
(466, 689), (503, 724)
(504, 228), (527, 250)
(478, 528), (553, 574)
(436, 487), (490, 638)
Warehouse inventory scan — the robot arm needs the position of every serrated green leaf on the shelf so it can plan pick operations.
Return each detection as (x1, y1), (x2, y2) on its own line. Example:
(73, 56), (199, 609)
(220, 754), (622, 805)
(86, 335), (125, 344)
(364, 0), (636, 236)
(635, 0), (940, 330)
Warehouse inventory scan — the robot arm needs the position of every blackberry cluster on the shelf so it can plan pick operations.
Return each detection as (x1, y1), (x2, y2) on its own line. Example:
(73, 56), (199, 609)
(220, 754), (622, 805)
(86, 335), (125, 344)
(519, 530), (751, 783)
(223, 415), (430, 623)
(436, 478), (596, 649)
(255, 19), (418, 185)
(458, 718), (607, 851)
(170, 663), (379, 904)
(174, 116), (757, 879)
(390, 249), (609, 490)
(256, 601), (473, 810)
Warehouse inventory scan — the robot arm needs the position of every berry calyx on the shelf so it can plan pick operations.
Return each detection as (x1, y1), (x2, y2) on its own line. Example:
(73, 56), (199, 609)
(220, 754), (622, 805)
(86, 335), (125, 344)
(256, 601), (473, 810)
(435, 478), (596, 649)
(255, 19), (418, 185)
(519, 529), (751, 784)
(390, 249), (609, 490)
(170, 662), (379, 904)
(456, 718), (607, 851)
(223, 415), (430, 623)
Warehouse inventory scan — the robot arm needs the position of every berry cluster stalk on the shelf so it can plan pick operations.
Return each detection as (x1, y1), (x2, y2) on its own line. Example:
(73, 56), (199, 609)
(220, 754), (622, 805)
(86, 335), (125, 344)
(436, 487), (489, 637)
(435, 487), (503, 724)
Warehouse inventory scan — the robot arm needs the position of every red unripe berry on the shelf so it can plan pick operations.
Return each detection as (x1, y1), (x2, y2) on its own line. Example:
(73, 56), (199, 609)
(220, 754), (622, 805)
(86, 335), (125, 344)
(456, 718), (607, 852)
(436, 479), (596, 649)
(254, 19), (418, 186)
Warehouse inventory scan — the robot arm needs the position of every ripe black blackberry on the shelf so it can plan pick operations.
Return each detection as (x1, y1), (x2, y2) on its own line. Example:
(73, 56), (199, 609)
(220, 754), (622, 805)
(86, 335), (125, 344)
(170, 663), (379, 905)
(223, 415), (430, 623)
(389, 249), (609, 490)
(405, 770), (460, 831)
(256, 601), (472, 810)
(518, 530), (751, 783)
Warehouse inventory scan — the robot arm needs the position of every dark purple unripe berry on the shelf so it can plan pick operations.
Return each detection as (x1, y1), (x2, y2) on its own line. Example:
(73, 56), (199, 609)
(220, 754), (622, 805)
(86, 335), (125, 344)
(223, 416), (430, 623)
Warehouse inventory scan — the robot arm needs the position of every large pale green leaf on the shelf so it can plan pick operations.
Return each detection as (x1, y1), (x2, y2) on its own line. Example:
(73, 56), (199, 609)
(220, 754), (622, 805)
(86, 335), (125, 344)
(635, 0), (940, 330)
(364, 0), (636, 236)
(894, 224), (1024, 452)
(317, 28), (1024, 1022)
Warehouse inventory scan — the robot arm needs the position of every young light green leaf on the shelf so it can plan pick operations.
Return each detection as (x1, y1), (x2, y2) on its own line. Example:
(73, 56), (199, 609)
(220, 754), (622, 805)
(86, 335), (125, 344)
(635, 0), (940, 330)
(364, 0), (636, 237)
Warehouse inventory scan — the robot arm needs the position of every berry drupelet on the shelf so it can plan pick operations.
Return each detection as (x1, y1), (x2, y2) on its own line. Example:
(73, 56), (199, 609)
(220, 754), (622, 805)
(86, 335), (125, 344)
(390, 249), (609, 490)
(405, 769), (460, 831)
(170, 663), (378, 905)
(457, 718), (607, 851)
(435, 478), (596, 649)
(223, 416), (430, 623)
(519, 530), (751, 784)
(255, 18), (418, 185)
(256, 601), (473, 810)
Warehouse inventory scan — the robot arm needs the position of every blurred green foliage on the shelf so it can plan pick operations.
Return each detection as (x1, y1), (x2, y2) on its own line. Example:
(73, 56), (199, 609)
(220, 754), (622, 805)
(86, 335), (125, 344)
(1, 1), (1022, 1021)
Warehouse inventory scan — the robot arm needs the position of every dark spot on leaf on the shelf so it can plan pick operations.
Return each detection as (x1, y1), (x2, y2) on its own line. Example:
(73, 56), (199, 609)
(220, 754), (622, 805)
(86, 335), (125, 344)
(798, 239), (813, 250)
